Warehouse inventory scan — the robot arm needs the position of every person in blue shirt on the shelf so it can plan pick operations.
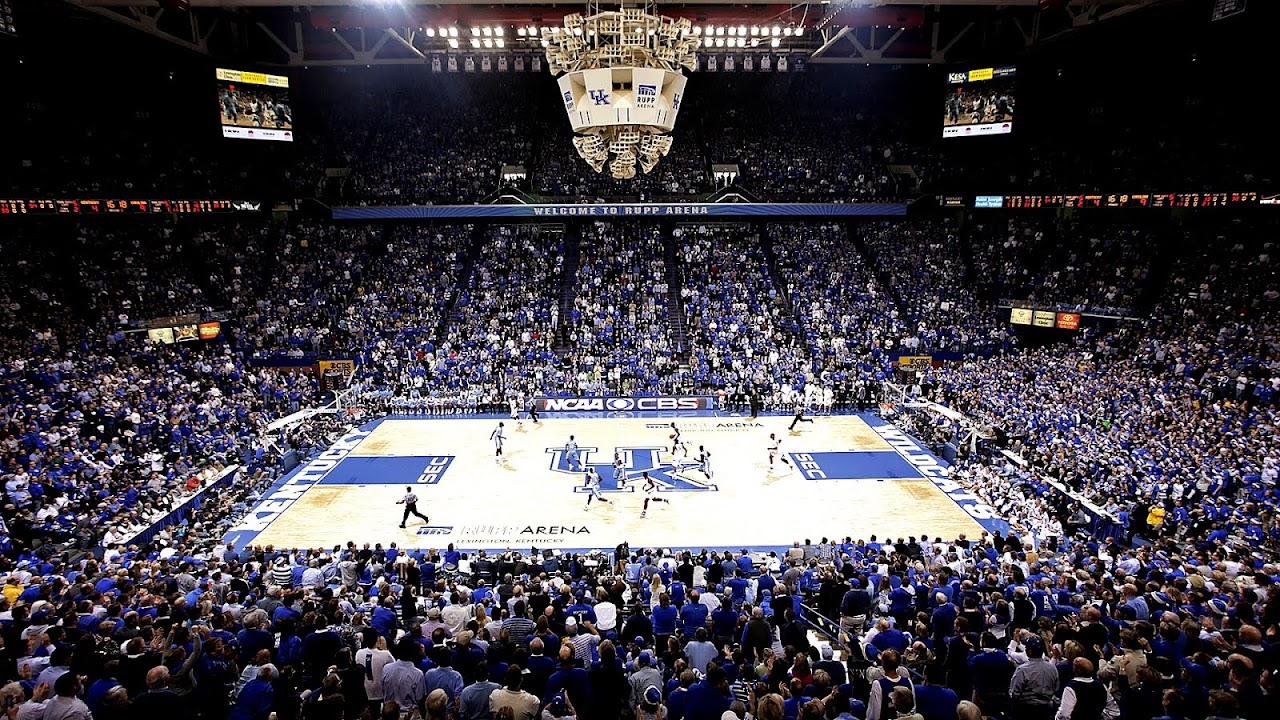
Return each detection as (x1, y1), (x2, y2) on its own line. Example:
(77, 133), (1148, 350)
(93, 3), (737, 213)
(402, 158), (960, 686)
(371, 597), (400, 642)
(929, 593), (958, 644)
(272, 595), (302, 627)
(651, 593), (679, 648)
(727, 571), (751, 608)
(228, 667), (275, 720)
(967, 632), (1013, 718)
(711, 600), (740, 648)
(869, 618), (909, 657)
(755, 567), (777, 602)
(680, 590), (710, 635)
(544, 645), (591, 712)
(683, 664), (731, 720)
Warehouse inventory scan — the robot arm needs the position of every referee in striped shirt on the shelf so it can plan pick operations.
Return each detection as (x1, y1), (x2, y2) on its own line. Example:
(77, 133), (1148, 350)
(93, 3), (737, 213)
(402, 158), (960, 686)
(397, 486), (430, 529)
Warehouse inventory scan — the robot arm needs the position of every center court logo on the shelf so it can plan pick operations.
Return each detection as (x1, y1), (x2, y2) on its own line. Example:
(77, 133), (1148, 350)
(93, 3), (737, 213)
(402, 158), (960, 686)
(546, 445), (717, 493)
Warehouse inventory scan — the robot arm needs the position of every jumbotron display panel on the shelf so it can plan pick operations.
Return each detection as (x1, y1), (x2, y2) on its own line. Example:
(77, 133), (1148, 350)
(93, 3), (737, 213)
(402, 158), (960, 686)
(942, 65), (1016, 138)
(216, 68), (293, 141)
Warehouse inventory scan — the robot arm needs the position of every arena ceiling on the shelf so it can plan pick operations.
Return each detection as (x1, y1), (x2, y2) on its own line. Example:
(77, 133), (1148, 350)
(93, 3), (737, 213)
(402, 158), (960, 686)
(61, 0), (1171, 66)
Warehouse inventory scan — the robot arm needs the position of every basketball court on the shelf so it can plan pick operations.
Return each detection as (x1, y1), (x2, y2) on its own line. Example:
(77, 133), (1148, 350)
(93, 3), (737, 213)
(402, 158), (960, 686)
(225, 412), (1007, 553)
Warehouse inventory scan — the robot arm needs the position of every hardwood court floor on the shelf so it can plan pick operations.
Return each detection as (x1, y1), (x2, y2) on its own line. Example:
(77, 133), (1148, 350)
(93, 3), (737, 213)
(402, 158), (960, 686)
(239, 414), (989, 552)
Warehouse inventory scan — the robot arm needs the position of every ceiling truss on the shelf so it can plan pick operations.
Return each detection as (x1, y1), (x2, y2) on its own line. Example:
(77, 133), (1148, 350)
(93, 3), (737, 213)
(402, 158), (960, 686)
(60, 1), (1181, 66)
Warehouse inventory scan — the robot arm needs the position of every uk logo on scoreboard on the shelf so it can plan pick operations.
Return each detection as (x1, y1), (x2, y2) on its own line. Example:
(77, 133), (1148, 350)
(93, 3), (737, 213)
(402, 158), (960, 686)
(589, 89), (610, 105)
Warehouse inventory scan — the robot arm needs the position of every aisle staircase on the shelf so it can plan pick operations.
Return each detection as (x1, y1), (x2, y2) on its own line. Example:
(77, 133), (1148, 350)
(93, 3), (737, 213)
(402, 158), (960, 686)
(436, 224), (488, 339)
(664, 230), (689, 355)
(555, 222), (581, 352)
(847, 220), (908, 311)
(758, 225), (809, 351)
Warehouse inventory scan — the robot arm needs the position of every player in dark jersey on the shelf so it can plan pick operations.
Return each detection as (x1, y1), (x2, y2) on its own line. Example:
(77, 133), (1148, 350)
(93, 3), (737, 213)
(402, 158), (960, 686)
(995, 94), (1013, 120)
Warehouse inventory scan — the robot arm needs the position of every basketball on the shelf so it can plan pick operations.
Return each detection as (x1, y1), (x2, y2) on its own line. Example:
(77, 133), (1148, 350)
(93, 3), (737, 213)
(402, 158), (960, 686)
(669, 434), (675, 439)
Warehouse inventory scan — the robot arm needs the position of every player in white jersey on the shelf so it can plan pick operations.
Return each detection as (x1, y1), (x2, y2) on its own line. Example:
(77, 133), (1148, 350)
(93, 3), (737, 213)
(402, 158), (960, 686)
(565, 435), (581, 471)
(668, 422), (681, 453)
(768, 432), (791, 471)
(490, 421), (506, 464)
(509, 397), (522, 427)
(670, 442), (691, 473)
(582, 468), (611, 511)
(696, 445), (713, 479)
(612, 452), (627, 488)
(639, 472), (669, 518)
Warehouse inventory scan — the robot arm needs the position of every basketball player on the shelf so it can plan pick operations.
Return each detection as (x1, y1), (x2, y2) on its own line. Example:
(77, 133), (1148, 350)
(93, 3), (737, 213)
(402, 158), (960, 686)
(995, 93), (1013, 120)
(639, 472), (669, 518)
(566, 435), (581, 471)
(509, 397), (522, 428)
(273, 101), (292, 128)
(768, 433), (792, 471)
(668, 422), (682, 453)
(582, 468), (611, 511)
(671, 442), (691, 474)
(490, 421), (506, 464)
(396, 486), (429, 528)
(613, 451), (627, 488)
(696, 445), (713, 479)
(221, 90), (237, 123)
(946, 90), (962, 125)
(789, 395), (814, 431)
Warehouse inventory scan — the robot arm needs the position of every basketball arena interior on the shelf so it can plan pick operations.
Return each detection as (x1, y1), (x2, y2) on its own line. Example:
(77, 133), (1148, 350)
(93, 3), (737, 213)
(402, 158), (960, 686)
(0, 1), (1276, 719)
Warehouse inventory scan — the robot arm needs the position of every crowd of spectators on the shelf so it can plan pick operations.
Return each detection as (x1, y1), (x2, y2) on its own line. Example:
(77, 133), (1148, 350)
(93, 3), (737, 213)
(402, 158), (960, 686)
(966, 218), (1158, 316)
(71, 224), (215, 326)
(3, 209), (1280, 720)
(679, 225), (809, 406)
(771, 223), (901, 387)
(238, 223), (380, 358)
(0, 332), (321, 555)
(301, 73), (910, 205)
(308, 75), (535, 206)
(857, 221), (1015, 355)
(1, 508), (1278, 720)
(917, 220), (1280, 555)
(432, 225), (564, 404)
(563, 222), (680, 395)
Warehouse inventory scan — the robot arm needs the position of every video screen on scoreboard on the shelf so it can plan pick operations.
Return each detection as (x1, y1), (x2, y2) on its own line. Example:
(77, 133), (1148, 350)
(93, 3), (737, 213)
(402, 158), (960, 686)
(942, 65), (1016, 138)
(216, 68), (293, 141)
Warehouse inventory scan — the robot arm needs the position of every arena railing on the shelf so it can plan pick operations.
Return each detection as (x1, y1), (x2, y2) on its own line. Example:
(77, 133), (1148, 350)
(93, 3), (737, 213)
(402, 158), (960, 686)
(881, 381), (1124, 539)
